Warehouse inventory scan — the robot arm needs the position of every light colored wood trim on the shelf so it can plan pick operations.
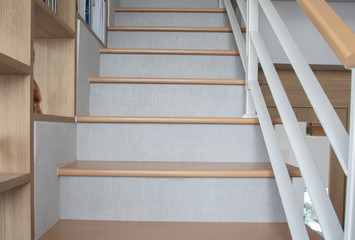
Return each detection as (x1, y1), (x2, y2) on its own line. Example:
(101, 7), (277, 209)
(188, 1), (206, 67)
(0, 173), (31, 193)
(0, 52), (31, 75)
(39, 220), (322, 240)
(58, 161), (301, 178)
(115, 8), (227, 13)
(108, 26), (238, 32)
(34, 0), (75, 39)
(77, 13), (105, 48)
(90, 77), (246, 85)
(33, 114), (75, 123)
(100, 48), (240, 56)
(297, 0), (355, 68)
(76, 116), (282, 124)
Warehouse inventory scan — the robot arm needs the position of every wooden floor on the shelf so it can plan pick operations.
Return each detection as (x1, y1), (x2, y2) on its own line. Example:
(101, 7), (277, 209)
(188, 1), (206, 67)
(39, 220), (323, 240)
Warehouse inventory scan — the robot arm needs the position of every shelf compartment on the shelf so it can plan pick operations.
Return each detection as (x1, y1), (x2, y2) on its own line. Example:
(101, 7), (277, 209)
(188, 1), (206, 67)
(0, 0), (31, 65)
(34, 0), (75, 39)
(0, 52), (31, 75)
(0, 173), (30, 193)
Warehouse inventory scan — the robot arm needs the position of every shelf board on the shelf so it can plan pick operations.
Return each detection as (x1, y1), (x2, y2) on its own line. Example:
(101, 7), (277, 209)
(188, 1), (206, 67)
(58, 161), (302, 178)
(34, 0), (75, 39)
(0, 173), (31, 193)
(77, 13), (105, 48)
(0, 52), (31, 75)
(34, 114), (75, 123)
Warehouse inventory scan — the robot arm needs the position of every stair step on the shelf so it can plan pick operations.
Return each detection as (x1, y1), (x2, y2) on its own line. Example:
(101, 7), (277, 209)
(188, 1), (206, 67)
(76, 116), (282, 124)
(115, 8), (227, 13)
(58, 161), (301, 178)
(100, 48), (239, 55)
(100, 52), (243, 78)
(107, 31), (237, 50)
(119, 0), (218, 8)
(39, 220), (322, 240)
(108, 26), (245, 32)
(90, 77), (246, 85)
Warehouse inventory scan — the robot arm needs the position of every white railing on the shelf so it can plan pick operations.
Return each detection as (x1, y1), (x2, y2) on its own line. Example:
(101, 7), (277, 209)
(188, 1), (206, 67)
(224, 0), (355, 239)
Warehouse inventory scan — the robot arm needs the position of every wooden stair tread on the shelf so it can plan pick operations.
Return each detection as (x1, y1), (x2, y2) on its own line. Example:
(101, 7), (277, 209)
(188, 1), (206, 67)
(90, 77), (246, 85)
(108, 26), (246, 33)
(0, 173), (31, 193)
(100, 48), (239, 55)
(76, 116), (282, 124)
(39, 220), (323, 240)
(115, 7), (227, 13)
(58, 161), (301, 178)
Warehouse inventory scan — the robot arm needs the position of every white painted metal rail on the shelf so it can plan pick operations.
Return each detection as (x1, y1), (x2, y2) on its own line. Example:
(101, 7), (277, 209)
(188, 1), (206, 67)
(225, 0), (355, 239)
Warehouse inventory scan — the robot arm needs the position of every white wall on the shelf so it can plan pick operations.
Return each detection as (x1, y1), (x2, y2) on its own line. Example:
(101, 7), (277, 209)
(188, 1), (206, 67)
(34, 122), (77, 239)
(260, 1), (355, 65)
(76, 20), (102, 116)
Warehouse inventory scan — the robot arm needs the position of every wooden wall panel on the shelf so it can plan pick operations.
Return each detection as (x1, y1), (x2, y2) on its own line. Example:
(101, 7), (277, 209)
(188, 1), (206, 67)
(0, 75), (31, 173)
(0, 183), (31, 240)
(0, 0), (32, 65)
(34, 39), (75, 117)
(260, 70), (351, 108)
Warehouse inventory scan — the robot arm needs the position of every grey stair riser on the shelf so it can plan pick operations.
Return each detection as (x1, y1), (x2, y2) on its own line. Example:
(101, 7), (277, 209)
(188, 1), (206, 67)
(100, 54), (244, 79)
(77, 123), (269, 162)
(60, 177), (286, 222)
(119, 0), (218, 8)
(108, 31), (237, 50)
(90, 84), (245, 117)
(114, 12), (230, 27)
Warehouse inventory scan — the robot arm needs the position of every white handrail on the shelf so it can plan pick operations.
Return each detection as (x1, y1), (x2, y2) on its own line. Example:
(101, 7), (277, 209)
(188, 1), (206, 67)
(344, 69), (355, 240)
(250, 29), (343, 240)
(259, 0), (349, 176)
(247, 2), (308, 239)
(224, 0), (246, 70)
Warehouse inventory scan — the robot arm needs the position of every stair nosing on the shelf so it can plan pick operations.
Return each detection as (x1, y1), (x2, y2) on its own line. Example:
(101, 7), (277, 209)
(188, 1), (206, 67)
(108, 26), (246, 33)
(89, 77), (246, 85)
(58, 161), (301, 178)
(76, 116), (282, 124)
(115, 8), (227, 13)
(99, 48), (240, 55)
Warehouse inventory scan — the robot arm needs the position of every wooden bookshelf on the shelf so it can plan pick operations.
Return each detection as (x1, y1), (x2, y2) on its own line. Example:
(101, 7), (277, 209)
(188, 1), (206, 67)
(0, 0), (33, 238)
(1, 0), (77, 238)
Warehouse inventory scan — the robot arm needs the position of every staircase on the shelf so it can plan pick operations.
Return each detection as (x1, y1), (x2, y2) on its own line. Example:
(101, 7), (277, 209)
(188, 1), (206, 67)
(39, 0), (313, 239)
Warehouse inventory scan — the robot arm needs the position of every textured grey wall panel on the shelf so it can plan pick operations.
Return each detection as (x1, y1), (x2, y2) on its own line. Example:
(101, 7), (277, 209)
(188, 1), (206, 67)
(114, 12), (230, 27)
(90, 84), (245, 117)
(77, 123), (269, 162)
(35, 122), (77, 239)
(107, 31), (237, 50)
(100, 54), (244, 79)
(119, 0), (218, 8)
(77, 20), (101, 116)
(60, 177), (286, 222)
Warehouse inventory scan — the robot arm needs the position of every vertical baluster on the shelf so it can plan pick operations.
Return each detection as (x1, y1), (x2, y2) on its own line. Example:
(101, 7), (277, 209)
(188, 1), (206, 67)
(345, 68), (355, 240)
(244, 0), (257, 117)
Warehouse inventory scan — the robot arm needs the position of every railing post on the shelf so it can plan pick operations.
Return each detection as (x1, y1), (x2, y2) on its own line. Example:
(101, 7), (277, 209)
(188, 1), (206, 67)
(244, 0), (258, 118)
(219, 0), (225, 8)
(345, 68), (355, 240)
